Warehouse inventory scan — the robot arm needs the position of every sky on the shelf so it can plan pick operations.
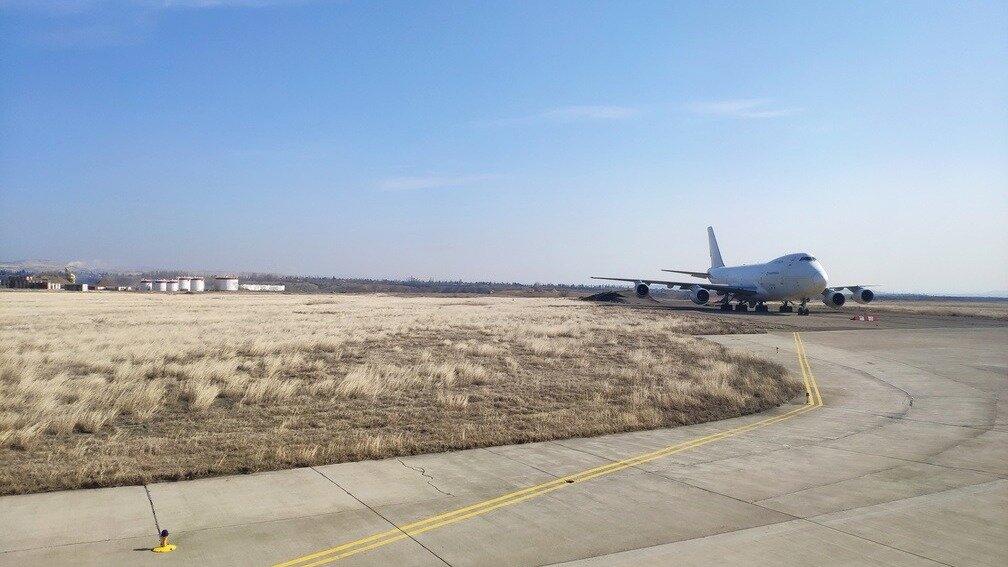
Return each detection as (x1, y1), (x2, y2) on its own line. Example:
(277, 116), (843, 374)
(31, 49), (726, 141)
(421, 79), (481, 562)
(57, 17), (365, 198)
(1, 1), (1006, 293)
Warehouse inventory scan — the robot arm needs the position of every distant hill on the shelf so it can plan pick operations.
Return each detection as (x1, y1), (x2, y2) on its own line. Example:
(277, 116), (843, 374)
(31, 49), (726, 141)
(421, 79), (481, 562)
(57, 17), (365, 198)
(0, 259), (88, 272)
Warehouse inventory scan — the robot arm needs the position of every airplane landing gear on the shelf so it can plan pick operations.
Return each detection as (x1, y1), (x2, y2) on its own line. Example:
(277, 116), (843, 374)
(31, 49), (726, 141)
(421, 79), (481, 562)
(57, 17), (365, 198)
(755, 302), (769, 312)
(734, 302), (748, 312)
(720, 302), (733, 311)
(779, 302), (794, 313)
(797, 299), (809, 316)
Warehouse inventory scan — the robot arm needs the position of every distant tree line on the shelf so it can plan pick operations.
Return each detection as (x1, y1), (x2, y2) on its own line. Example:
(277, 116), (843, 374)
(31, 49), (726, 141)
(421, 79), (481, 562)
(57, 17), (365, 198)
(0, 269), (617, 297)
(235, 273), (613, 296)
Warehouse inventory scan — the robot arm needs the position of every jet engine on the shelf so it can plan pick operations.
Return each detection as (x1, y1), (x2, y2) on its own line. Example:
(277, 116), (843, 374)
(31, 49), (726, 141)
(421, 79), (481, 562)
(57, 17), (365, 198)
(690, 286), (710, 305)
(635, 282), (649, 297)
(850, 287), (875, 304)
(822, 289), (846, 308)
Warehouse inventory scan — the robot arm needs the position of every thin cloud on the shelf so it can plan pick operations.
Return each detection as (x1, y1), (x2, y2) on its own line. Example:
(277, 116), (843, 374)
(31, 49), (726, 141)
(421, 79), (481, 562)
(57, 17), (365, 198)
(377, 174), (496, 192)
(688, 99), (802, 119)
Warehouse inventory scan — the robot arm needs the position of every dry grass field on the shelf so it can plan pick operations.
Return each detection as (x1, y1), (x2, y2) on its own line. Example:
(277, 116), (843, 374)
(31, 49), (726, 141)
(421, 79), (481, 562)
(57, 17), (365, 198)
(0, 291), (799, 495)
(855, 299), (1008, 320)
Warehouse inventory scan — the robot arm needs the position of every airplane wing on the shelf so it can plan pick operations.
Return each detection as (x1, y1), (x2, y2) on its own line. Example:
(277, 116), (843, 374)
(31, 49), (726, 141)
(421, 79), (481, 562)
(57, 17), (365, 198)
(591, 277), (758, 296)
(827, 285), (879, 292)
(662, 269), (710, 279)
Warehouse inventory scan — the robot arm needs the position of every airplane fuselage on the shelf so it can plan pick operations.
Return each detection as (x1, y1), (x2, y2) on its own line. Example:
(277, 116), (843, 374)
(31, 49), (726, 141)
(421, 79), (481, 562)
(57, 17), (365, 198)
(709, 253), (828, 302)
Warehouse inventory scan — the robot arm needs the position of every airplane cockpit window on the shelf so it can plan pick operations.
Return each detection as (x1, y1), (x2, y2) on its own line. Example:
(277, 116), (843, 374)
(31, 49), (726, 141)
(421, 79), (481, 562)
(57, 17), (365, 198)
(799, 256), (816, 261)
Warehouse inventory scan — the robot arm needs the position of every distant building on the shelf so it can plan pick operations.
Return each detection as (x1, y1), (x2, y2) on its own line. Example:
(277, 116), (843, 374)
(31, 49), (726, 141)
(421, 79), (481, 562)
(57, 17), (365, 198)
(5, 275), (67, 290)
(215, 276), (239, 291)
(239, 284), (285, 292)
(64, 283), (89, 291)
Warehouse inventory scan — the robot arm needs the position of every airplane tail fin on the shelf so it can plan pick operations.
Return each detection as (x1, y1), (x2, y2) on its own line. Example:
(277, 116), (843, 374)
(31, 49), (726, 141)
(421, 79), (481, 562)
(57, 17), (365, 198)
(707, 226), (724, 269)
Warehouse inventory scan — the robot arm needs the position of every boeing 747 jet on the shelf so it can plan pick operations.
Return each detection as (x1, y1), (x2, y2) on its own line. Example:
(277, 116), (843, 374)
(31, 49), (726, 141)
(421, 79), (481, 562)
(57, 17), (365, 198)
(593, 227), (876, 315)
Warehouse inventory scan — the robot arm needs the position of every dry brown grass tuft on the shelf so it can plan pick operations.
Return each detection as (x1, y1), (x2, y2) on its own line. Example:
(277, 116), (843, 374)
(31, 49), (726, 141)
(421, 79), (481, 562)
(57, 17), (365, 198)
(180, 379), (220, 411)
(0, 290), (798, 495)
(436, 390), (470, 409)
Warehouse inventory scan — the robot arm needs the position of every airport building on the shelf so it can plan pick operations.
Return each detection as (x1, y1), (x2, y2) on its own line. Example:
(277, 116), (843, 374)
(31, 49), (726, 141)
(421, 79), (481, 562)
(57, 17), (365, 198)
(5, 275), (67, 290)
(239, 284), (285, 292)
(215, 276), (239, 291)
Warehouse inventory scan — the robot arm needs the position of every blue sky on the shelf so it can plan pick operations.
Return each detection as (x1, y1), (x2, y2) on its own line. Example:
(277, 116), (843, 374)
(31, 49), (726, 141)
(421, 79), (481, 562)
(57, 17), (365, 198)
(2, 1), (1006, 293)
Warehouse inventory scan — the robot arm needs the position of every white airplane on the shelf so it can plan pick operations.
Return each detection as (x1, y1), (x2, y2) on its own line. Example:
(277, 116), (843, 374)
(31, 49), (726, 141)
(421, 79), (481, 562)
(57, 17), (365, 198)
(593, 227), (876, 315)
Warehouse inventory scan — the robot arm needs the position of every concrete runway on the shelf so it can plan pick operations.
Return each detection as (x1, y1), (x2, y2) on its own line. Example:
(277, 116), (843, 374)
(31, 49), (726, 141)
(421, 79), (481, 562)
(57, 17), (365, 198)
(1, 319), (1006, 566)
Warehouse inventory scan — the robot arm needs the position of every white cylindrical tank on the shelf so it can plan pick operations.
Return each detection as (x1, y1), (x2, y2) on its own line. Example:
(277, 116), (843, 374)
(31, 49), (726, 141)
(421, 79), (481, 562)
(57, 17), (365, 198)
(191, 277), (205, 292)
(167, 279), (179, 292)
(140, 279), (153, 291)
(178, 277), (192, 292)
(215, 276), (239, 291)
(154, 279), (168, 292)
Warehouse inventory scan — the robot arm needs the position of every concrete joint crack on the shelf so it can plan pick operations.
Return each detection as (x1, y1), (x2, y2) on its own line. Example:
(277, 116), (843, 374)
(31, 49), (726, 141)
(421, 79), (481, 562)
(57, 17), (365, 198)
(398, 458), (454, 496)
(143, 484), (161, 535)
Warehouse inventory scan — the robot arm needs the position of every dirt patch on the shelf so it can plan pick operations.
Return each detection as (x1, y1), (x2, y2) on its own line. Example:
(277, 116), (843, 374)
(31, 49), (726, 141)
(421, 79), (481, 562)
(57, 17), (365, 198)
(581, 291), (628, 303)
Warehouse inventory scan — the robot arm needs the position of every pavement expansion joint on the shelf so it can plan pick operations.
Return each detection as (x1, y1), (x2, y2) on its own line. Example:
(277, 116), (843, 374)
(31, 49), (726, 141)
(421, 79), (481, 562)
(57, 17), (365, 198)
(804, 478), (1008, 523)
(754, 460), (1000, 512)
(797, 517), (959, 567)
(822, 445), (1007, 479)
(143, 484), (162, 535)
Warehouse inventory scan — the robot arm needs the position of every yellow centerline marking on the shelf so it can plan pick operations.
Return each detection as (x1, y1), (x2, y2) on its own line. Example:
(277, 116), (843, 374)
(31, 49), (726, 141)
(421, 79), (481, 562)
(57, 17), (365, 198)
(794, 332), (822, 406)
(275, 332), (823, 567)
(796, 334), (813, 402)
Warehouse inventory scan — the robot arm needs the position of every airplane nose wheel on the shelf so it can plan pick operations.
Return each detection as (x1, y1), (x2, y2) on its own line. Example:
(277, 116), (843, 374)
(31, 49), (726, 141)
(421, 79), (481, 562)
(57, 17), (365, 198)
(797, 299), (809, 315)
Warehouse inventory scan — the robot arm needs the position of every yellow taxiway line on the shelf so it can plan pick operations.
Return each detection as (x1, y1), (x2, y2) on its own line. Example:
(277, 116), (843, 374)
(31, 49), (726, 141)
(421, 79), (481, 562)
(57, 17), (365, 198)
(275, 332), (823, 567)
